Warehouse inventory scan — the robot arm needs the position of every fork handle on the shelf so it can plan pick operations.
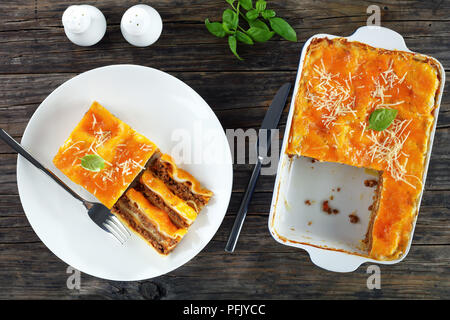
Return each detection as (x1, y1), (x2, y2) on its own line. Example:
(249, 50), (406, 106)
(0, 128), (85, 203)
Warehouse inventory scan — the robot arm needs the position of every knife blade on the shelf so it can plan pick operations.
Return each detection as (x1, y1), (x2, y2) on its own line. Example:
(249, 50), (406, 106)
(225, 83), (291, 253)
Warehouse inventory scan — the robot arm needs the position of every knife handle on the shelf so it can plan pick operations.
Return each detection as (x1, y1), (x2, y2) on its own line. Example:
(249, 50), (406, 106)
(225, 157), (263, 253)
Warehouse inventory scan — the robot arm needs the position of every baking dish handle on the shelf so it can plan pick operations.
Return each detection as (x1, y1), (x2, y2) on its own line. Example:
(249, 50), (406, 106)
(307, 247), (368, 273)
(348, 26), (411, 52)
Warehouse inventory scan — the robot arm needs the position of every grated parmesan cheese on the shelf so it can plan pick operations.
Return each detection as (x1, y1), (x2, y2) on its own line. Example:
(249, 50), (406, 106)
(307, 59), (357, 128)
(367, 119), (416, 188)
(62, 141), (84, 154)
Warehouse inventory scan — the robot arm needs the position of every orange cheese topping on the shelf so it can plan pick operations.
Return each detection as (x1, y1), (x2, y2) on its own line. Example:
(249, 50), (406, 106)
(286, 38), (440, 260)
(53, 101), (158, 209)
(126, 188), (187, 238)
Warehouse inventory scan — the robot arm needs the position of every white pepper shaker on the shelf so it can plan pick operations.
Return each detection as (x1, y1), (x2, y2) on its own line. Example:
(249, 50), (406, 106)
(120, 4), (163, 47)
(62, 5), (106, 46)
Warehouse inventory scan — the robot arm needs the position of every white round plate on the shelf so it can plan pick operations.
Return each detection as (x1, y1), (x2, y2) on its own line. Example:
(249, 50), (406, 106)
(17, 65), (233, 281)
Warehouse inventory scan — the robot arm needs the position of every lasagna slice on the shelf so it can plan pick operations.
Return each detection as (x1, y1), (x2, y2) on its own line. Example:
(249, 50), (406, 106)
(53, 101), (158, 209)
(149, 153), (213, 213)
(286, 38), (441, 260)
(111, 155), (213, 254)
(112, 188), (187, 254)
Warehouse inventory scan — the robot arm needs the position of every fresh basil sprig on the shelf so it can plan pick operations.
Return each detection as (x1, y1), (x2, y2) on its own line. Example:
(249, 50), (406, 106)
(205, 0), (297, 60)
(368, 109), (398, 131)
(80, 154), (105, 172)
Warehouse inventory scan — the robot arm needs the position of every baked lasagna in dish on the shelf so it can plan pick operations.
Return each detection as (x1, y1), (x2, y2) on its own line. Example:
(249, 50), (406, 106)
(286, 38), (441, 260)
(53, 101), (158, 209)
(53, 101), (213, 254)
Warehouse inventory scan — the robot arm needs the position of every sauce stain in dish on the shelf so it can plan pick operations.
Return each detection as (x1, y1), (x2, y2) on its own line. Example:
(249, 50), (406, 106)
(364, 179), (378, 187)
(349, 212), (360, 224)
(322, 200), (339, 215)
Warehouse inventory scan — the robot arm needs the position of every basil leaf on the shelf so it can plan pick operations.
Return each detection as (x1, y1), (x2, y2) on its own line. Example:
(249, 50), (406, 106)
(248, 18), (270, 31)
(238, 0), (253, 10)
(228, 35), (243, 60)
(255, 0), (267, 12)
(205, 19), (226, 38)
(81, 154), (105, 172)
(226, 0), (236, 5)
(246, 9), (259, 20)
(261, 9), (276, 19)
(223, 9), (238, 30)
(269, 17), (297, 42)
(368, 109), (398, 131)
(236, 30), (254, 45)
(247, 27), (274, 42)
(222, 22), (235, 34)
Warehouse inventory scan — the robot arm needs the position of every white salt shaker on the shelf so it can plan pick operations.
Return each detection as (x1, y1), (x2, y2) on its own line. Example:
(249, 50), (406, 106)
(120, 4), (163, 47)
(62, 5), (106, 46)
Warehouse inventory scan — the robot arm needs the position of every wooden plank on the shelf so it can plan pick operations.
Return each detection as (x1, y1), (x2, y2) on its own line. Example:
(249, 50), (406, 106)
(1, 1), (449, 29)
(0, 240), (447, 299)
(0, 28), (448, 74)
(0, 1), (449, 73)
(0, 72), (298, 110)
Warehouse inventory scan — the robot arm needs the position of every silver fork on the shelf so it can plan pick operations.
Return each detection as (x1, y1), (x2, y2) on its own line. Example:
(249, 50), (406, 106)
(0, 128), (131, 244)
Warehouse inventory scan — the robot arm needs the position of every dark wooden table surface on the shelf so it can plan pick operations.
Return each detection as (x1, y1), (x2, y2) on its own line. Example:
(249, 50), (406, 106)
(0, 0), (449, 299)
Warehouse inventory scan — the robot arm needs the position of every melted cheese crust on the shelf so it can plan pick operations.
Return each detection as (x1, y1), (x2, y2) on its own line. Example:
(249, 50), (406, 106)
(53, 101), (158, 209)
(286, 38), (440, 260)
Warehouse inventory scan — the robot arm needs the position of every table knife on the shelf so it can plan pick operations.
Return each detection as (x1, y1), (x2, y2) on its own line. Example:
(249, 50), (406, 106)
(225, 83), (291, 253)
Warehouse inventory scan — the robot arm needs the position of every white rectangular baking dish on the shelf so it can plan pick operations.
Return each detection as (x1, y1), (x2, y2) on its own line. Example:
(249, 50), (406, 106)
(268, 26), (446, 272)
